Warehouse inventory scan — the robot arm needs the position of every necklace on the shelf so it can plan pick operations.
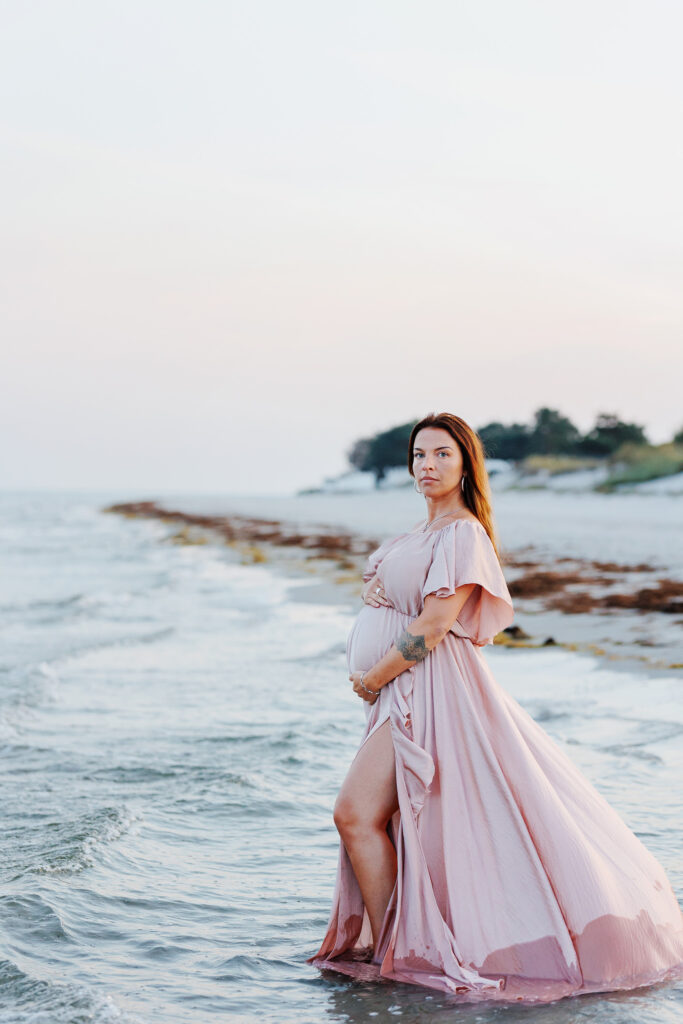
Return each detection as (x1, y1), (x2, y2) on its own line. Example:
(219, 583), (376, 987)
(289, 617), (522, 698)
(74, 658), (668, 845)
(421, 509), (467, 533)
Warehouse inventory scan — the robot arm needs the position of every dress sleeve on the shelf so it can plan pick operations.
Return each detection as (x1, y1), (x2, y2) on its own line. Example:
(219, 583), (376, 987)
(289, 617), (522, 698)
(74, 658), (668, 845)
(421, 521), (515, 646)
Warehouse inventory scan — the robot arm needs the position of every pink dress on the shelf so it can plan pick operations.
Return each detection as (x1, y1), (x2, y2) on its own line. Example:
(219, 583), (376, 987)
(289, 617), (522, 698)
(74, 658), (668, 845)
(306, 519), (683, 1003)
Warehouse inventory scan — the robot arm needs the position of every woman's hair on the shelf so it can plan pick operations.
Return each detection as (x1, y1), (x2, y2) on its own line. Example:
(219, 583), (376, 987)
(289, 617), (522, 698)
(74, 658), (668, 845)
(407, 412), (503, 561)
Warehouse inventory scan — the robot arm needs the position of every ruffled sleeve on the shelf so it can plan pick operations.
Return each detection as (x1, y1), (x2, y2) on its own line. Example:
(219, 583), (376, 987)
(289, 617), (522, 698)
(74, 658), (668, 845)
(421, 521), (514, 646)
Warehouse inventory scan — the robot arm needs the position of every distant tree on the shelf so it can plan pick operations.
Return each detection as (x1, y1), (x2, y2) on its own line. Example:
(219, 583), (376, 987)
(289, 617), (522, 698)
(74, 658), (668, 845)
(673, 425), (683, 445)
(528, 407), (581, 455)
(347, 421), (415, 485)
(347, 437), (373, 473)
(367, 422), (415, 484)
(477, 421), (533, 461)
(347, 406), (655, 484)
(577, 413), (648, 456)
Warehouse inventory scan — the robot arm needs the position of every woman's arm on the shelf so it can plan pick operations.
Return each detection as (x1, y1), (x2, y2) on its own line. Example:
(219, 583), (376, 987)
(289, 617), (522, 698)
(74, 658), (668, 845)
(354, 584), (476, 694)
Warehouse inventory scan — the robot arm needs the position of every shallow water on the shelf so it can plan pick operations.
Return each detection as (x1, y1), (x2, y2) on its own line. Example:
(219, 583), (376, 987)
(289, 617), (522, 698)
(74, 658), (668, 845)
(0, 490), (681, 1023)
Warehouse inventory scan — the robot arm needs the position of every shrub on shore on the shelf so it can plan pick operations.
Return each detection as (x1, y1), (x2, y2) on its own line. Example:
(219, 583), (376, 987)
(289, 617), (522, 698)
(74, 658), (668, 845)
(597, 442), (683, 491)
(518, 454), (603, 476)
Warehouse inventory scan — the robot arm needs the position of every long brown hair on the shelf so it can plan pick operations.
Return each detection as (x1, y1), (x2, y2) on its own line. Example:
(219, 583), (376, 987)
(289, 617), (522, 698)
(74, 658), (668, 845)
(407, 412), (504, 562)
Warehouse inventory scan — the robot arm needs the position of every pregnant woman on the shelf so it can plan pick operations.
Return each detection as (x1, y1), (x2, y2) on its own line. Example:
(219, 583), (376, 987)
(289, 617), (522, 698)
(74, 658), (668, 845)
(307, 412), (683, 1004)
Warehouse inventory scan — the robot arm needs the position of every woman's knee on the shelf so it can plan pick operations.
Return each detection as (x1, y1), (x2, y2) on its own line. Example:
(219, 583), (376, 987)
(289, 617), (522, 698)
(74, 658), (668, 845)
(333, 793), (374, 838)
(333, 722), (398, 837)
(333, 795), (358, 836)
(333, 792), (392, 838)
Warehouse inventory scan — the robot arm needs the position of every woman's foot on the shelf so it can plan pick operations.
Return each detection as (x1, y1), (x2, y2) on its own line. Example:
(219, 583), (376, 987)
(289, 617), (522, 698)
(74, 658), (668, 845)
(348, 946), (375, 963)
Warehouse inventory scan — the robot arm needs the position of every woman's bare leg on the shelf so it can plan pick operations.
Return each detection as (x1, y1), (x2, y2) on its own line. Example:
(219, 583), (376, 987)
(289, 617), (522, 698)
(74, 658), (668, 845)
(333, 719), (399, 948)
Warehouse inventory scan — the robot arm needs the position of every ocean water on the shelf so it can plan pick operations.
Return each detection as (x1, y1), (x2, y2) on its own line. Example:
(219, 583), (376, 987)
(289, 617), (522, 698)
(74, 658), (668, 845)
(0, 490), (681, 1024)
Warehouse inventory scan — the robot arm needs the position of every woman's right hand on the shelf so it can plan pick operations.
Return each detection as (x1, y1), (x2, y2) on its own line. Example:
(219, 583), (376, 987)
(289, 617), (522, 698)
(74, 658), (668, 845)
(361, 574), (392, 607)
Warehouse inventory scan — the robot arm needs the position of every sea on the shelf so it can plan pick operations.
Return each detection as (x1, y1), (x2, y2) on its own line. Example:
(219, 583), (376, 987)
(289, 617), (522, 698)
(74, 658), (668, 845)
(0, 489), (681, 1024)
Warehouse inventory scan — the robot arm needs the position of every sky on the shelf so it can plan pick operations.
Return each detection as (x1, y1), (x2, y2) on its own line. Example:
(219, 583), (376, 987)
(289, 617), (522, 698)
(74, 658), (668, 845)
(2, 1), (682, 495)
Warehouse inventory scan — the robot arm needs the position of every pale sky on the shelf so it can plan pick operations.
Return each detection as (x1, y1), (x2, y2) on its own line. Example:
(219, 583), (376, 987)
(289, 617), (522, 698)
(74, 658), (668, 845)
(2, 1), (682, 495)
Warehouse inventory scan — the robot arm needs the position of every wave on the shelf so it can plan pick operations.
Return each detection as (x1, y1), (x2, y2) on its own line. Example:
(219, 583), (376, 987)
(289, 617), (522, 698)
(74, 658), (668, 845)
(0, 956), (146, 1023)
(6, 806), (141, 882)
(0, 578), (173, 623)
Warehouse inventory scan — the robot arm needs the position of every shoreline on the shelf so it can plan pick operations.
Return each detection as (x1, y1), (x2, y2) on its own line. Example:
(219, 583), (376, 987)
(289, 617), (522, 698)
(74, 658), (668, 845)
(103, 500), (683, 677)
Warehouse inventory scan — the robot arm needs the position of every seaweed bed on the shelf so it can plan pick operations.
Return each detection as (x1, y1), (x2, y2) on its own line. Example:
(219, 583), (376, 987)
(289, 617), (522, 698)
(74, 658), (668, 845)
(104, 501), (683, 671)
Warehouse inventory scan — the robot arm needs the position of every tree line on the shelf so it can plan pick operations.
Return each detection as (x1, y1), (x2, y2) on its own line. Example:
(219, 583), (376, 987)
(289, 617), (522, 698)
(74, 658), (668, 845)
(347, 409), (683, 483)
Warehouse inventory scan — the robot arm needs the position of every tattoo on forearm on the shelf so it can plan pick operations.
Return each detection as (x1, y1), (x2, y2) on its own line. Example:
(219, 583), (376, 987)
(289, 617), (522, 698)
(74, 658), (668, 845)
(395, 629), (430, 663)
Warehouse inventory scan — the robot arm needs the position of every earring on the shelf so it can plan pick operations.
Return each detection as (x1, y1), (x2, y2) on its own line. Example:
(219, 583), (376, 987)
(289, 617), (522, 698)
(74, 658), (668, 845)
(461, 476), (466, 491)
(414, 480), (421, 493)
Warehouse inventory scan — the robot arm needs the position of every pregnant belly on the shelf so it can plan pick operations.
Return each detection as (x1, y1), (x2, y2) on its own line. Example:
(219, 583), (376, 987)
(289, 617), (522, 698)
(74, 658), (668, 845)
(346, 604), (411, 674)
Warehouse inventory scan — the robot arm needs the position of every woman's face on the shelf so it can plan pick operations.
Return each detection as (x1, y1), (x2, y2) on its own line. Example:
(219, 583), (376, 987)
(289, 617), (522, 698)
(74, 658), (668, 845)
(412, 427), (464, 498)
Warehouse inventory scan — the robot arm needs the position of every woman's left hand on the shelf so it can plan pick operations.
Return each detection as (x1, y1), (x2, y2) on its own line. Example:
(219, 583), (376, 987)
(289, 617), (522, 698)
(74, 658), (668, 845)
(350, 671), (380, 704)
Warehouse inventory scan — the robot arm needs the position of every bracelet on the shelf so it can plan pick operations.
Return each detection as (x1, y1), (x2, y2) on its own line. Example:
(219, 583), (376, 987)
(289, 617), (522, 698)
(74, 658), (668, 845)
(359, 671), (379, 697)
